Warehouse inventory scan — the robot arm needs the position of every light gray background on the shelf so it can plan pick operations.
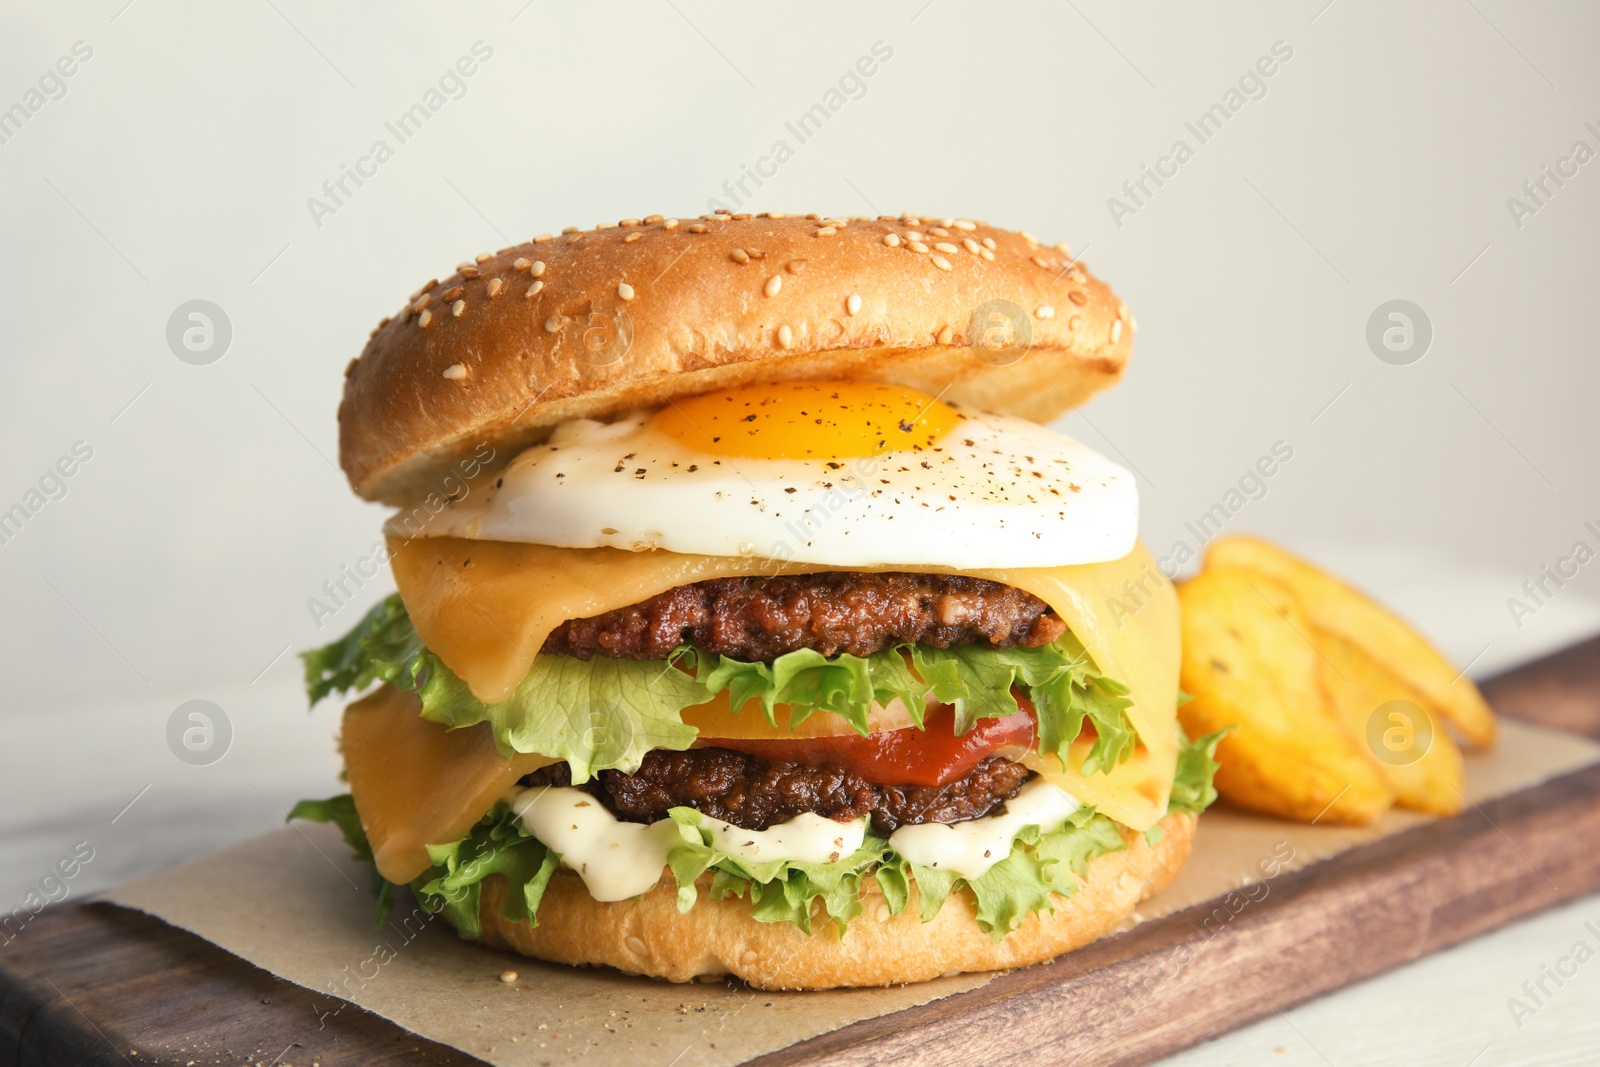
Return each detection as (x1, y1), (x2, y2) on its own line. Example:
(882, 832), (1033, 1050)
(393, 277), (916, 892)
(2, 2), (1597, 1065)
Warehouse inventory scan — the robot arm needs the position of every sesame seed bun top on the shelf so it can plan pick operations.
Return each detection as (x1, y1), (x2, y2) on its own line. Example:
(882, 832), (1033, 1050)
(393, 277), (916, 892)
(340, 212), (1134, 505)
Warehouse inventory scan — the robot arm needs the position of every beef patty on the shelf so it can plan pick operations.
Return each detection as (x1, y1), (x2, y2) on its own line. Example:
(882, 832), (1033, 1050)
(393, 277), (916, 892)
(523, 747), (1032, 836)
(541, 571), (1065, 662)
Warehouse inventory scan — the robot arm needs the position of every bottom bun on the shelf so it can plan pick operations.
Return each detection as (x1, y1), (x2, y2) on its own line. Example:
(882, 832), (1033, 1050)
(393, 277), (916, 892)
(463, 811), (1195, 990)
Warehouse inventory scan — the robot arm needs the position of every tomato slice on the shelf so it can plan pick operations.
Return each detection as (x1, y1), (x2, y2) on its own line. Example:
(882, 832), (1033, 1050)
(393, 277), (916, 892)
(704, 703), (1036, 788)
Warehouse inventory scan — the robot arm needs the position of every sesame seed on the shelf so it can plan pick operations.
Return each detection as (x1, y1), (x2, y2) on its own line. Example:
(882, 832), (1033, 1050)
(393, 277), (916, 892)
(565, 235), (583, 245)
(617, 282), (635, 300)
(544, 316), (562, 332)
(513, 258), (530, 271)
(1035, 305), (1055, 319)
(816, 226), (837, 236)
(777, 324), (794, 348)
(1112, 319), (1123, 342)
(931, 255), (952, 270)
(663, 218), (680, 229)
(962, 237), (981, 254)
(620, 218), (641, 227)
(1068, 315), (1082, 330)
(1068, 290), (1088, 306)
(940, 218), (954, 227)
(979, 247), (995, 261)
(805, 213), (820, 221)
(883, 233), (901, 248)
(982, 236), (997, 250)
(452, 299), (466, 317)
(937, 325), (954, 343)
(531, 260), (547, 277)
(643, 214), (664, 224)
(732, 212), (753, 220)
(487, 278), (504, 298)
(525, 280), (544, 298)
(934, 242), (959, 254)
(459, 266), (480, 278)
(902, 215), (921, 225)
(443, 363), (468, 380)
(1055, 242), (1073, 256)
(760, 275), (783, 298)
(418, 278), (438, 294)
(930, 227), (950, 238)
(846, 294), (862, 316)
(906, 231), (924, 241)
(456, 261), (474, 272)
(562, 226), (581, 234)
(1031, 255), (1051, 269)
(908, 241), (929, 254)
(768, 211), (786, 219)
(954, 219), (977, 231)
(730, 248), (750, 264)
(688, 223), (708, 233)
(1020, 230), (1039, 246)
(533, 233), (554, 243)
(624, 231), (642, 243)
(412, 294), (432, 312)
(475, 252), (492, 264)
(499, 971), (518, 984)
(418, 309), (433, 327)
(595, 221), (616, 230)
(786, 259), (806, 274)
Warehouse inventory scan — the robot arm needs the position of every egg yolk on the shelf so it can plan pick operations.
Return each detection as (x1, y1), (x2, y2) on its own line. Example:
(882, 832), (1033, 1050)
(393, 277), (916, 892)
(651, 380), (961, 460)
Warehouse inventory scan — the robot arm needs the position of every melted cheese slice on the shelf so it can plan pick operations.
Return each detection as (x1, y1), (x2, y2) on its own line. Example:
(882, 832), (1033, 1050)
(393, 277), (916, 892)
(380, 535), (1179, 839)
(341, 685), (553, 883)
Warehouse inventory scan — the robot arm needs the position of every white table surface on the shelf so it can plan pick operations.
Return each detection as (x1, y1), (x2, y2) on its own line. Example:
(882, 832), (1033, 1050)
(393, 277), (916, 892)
(3, 547), (1599, 1066)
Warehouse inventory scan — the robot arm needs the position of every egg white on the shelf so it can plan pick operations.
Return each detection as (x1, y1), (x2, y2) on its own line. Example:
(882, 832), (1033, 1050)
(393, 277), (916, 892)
(410, 404), (1138, 569)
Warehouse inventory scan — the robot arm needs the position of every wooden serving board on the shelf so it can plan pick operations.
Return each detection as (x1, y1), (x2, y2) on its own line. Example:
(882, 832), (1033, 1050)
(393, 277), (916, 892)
(3, 637), (1599, 1067)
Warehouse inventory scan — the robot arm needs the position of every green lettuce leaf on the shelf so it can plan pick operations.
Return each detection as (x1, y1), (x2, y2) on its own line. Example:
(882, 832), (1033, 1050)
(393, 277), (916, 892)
(664, 808), (892, 935)
(291, 789), (1145, 944)
(302, 593), (1141, 780)
(410, 803), (562, 938)
(660, 802), (1132, 940)
(301, 596), (429, 704)
(877, 807), (1129, 939)
(906, 631), (1137, 774)
(689, 646), (929, 734)
(287, 794), (394, 926)
(418, 653), (706, 782)
(302, 594), (704, 782)
(1167, 727), (1229, 816)
(690, 634), (1138, 775)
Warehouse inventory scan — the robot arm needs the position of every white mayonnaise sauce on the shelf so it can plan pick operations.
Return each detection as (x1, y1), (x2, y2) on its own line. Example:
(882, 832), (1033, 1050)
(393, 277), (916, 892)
(507, 785), (867, 902)
(507, 777), (1078, 899)
(886, 778), (1081, 880)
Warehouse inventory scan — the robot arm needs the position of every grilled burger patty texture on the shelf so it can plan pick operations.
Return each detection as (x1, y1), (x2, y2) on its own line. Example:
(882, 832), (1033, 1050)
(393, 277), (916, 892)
(541, 571), (1066, 662)
(527, 573), (1052, 834)
(524, 749), (1032, 836)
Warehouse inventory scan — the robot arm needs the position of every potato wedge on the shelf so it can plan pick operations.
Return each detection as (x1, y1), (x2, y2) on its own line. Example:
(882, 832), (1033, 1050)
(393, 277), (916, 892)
(1205, 535), (1496, 748)
(1178, 569), (1393, 825)
(1317, 635), (1465, 816)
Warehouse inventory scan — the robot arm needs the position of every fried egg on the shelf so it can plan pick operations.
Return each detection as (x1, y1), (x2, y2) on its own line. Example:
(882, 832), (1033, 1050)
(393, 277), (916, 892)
(415, 380), (1137, 568)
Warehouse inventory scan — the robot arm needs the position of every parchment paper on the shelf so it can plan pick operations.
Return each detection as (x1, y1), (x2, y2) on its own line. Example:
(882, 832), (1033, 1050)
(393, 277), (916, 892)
(102, 719), (1600, 1067)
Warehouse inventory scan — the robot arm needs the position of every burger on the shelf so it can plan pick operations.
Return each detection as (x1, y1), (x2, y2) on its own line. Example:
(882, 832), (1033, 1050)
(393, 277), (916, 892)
(292, 211), (1221, 990)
